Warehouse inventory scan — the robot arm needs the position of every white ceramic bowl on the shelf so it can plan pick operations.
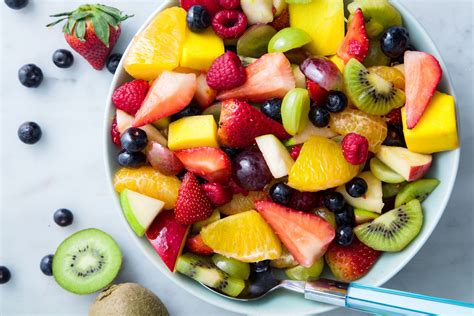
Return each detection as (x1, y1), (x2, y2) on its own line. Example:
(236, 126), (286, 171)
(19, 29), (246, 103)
(104, 1), (460, 314)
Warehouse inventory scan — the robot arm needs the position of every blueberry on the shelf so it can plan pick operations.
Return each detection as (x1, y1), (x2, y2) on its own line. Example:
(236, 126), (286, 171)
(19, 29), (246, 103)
(121, 128), (148, 152)
(40, 254), (54, 276)
(18, 64), (43, 88)
(52, 49), (74, 68)
(4, 0), (28, 9)
(308, 106), (330, 127)
(53, 208), (74, 227)
(324, 91), (348, 113)
(186, 5), (211, 33)
(106, 53), (122, 74)
(250, 260), (270, 273)
(345, 177), (368, 198)
(380, 26), (410, 58)
(323, 192), (345, 212)
(221, 146), (240, 159)
(383, 124), (406, 147)
(0, 266), (11, 284)
(171, 104), (201, 121)
(269, 183), (293, 206)
(18, 122), (42, 144)
(117, 149), (147, 168)
(335, 225), (354, 246)
(261, 99), (283, 123)
(335, 205), (355, 227)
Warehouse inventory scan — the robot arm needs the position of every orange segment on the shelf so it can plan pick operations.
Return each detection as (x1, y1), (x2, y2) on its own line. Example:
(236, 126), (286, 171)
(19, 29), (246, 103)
(124, 7), (187, 80)
(113, 167), (181, 209)
(219, 191), (267, 216)
(201, 210), (282, 262)
(288, 136), (359, 192)
(330, 108), (387, 153)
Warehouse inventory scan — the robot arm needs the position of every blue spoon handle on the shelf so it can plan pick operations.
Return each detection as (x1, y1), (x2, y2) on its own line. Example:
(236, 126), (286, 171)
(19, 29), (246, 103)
(303, 279), (474, 315)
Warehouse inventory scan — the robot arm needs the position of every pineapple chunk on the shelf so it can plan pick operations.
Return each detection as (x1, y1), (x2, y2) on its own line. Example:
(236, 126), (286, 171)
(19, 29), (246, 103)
(402, 91), (459, 154)
(168, 115), (219, 150)
(180, 28), (225, 71)
(289, 0), (344, 56)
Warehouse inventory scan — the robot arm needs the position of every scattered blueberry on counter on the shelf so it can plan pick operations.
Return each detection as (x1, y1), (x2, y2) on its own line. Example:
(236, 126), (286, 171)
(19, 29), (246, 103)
(4, 0), (28, 10)
(106, 53), (123, 74)
(52, 49), (74, 68)
(53, 208), (74, 227)
(18, 122), (42, 144)
(0, 266), (11, 284)
(18, 64), (43, 88)
(40, 255), (54, 276)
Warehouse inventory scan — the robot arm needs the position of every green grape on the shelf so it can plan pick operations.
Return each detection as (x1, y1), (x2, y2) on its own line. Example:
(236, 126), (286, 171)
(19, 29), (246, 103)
(212, 254), (251, 280)
(281, 88), (310, 135)
(268, 27), (312, 53)
(237, 25), (277, 58)
(370, 157), (405, 184)
(285, 257), (324, 281)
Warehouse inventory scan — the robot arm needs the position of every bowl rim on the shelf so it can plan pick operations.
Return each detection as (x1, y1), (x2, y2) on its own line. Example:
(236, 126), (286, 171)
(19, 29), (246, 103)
(103, 0), (461, 314)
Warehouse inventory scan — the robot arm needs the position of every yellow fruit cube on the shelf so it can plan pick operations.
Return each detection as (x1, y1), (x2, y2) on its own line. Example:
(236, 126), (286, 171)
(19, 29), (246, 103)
(180, 28), (224, 71)
(289, 0), (344, 56)
(168, 115), (219, 150)
(124, 7), (187, 81)
(402, 91), (459, 154)
(329, 55), (345, 72)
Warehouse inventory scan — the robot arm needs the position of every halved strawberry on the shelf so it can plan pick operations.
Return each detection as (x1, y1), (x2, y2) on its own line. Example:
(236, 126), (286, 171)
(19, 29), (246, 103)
(133, 71), (197, 127)
(185, 234), (214, 255)
(255, 201), (335, 268)
(325, 238), (381, 282)
(306, 79), (329, 105)
(404, 51), (442, 129)
(337, 8), (369, 63)
(218, 99), (290, 148)
(175, 172), (214, 225)
(217, 52), (295, 102)
(175, 147), (232, 183)
(195, 73), (217, 109)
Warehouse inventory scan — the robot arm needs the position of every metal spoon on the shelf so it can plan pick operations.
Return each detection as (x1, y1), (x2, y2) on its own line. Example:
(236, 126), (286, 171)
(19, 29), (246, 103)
(203, 269), (474, 315)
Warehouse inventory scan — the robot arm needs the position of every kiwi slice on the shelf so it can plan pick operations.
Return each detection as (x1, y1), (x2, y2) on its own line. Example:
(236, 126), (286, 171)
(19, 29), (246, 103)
(354, 199), (423, 252)
(382, 182), (406, 198)
(395, 179), (440, 207)
(175, 253), (245, 297)
(212, 254), (250, 280)
(370, 157), (405, 184)
(354, 208), (380, 225)
(52, 229), (122, 295)
(344, 58), (406, 115)
(348, 0), (402, 38)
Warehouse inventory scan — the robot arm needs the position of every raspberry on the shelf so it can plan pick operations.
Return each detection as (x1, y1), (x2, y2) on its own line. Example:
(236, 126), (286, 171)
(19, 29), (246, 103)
(201, 182), (233, 206)
(111, 117), (121, 147)
(218, 0), (239, 9)
(290, 145), (302, 160)
(212, 10), (247, 39)
(206, 51), (246, 90)
(341, 133), (369, 165)
(112, 80), (149, 115)
(270, 9), (290, 31)
(384, 108), (402, 126)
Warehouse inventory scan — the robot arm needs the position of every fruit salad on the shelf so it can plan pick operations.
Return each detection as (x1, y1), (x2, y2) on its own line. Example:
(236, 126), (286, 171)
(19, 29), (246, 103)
(109, 0), (459, 298)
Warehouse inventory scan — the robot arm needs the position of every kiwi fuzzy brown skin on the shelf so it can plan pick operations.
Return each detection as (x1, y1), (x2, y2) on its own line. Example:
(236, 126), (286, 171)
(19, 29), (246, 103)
(89, 283), (169, 316)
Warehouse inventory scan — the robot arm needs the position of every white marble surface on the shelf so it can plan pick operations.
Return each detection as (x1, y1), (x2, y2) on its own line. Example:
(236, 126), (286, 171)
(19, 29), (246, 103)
(0, 0), (472, 315)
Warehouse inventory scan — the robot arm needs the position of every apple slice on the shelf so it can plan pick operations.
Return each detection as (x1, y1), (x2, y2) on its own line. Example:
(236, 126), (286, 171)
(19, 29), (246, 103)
(256, 134), (294, 178)
(241, 0), (273, 25)
(336, 171), (384, 213)
(146, 209), (190, 271)
(116, 109), (167, 146)
(285, 121), (337, 146)
(376, 145), (432, 182)
(195, 73), (216, 109)
(120, 189), (165, 237)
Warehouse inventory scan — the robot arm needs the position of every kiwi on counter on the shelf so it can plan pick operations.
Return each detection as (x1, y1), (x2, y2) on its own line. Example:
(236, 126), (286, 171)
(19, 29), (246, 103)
(52, 228), (122, 295)
(395, 179), (440, 207)
(89, 283), (169, 316)
(354, 199), (423, 252)
(344, 58), (405, 116)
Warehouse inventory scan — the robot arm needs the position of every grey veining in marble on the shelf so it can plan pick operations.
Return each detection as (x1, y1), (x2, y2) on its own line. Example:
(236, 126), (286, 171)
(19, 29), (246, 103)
(0, 0), (473, 315)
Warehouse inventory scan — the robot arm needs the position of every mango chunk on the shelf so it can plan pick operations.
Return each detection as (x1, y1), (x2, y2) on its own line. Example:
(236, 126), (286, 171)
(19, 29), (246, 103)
(180, 27), (225, 71)
(402, 91), (459, 154)
(329, 55), (345, 72)
(168, 115), (219, 150)
(288, 0), (344, 56)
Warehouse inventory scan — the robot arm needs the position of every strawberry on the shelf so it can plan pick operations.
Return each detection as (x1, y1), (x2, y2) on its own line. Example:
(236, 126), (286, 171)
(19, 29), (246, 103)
(112, 80), (149, 115)
(206, 51), (246, 91)
(270, 9), (289, 31)
(325, 238), (381, 282)
(180, 0), (222, 17)
(201, 182), (233, 206)
(175, 172), (214, 225)
(337, 8), (369, 63)
(195, 73), (217, 109)
(174, 147), (232, 183)
(110, 117), (121, 147)
(384, 108), (402, 126)
(306, 79), (329, 106)
(186, 234), (214, 255)
(48, 4), (131, 70)
(404, 51), (442, 129)
(218, 99), (290, 148)
(255, 201), (335, 268)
